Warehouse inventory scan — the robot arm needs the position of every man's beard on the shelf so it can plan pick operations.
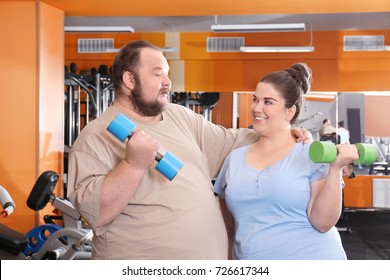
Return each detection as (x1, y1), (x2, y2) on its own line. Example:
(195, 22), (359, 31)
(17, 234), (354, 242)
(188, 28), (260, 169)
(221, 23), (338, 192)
(128, 81), (167, 117)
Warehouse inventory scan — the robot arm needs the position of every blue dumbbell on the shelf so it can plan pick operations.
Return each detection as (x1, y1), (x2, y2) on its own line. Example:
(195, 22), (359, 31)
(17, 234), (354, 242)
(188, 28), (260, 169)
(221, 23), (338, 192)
(107, 113), (184, 180)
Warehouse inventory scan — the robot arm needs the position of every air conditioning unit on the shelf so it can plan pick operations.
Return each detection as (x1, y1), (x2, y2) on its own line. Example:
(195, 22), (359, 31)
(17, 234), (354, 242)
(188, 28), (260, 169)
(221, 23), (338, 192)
(78, 38), (114, 53)
(207, 37), (244, 52)
(344, 35), (385, 51)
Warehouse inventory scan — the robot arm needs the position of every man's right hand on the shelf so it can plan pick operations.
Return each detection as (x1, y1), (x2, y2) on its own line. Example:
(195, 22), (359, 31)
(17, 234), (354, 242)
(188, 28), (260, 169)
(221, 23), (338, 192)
(125, 129), (159, 169)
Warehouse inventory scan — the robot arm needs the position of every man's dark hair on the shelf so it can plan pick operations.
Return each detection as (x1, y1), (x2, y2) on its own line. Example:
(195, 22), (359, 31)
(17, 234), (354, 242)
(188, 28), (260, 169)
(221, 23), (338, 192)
(112, 40), (161, 94)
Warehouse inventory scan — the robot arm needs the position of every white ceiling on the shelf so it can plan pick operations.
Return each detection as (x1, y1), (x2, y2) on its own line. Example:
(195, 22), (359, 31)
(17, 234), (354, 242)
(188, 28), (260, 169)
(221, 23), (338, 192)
(65, 12), (390, 33)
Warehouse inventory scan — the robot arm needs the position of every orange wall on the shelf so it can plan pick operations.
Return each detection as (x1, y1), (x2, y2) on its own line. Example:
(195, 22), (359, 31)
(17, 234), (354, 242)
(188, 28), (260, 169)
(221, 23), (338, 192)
(211, 92), (233, 128)
(338, 30), (390, 91)
(0, 1), (39, 234)
(0, 1), (64, 234)
(239, 93), (254, 128)
(343, 175), (389, 208)
(181, 31), (390, 92)
(65, 30), (390, 92)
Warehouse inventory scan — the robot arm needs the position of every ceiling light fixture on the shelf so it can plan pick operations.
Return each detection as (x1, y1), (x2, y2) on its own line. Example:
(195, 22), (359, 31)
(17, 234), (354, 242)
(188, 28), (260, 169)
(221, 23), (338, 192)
(211, 23), (306, 33)
(238, 21), (315, 53)
(240, 46), (314, 53)
(64, 26), (135, 33)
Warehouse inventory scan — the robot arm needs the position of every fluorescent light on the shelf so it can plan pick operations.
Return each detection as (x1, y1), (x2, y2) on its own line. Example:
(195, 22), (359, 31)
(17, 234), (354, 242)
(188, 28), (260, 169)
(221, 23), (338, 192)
(105, 48), (121, 53)
(64, 26), (134, 33)
(161, 47), (176, 53)
(240, 46), (314, 53)
(211, 23), (306, 33)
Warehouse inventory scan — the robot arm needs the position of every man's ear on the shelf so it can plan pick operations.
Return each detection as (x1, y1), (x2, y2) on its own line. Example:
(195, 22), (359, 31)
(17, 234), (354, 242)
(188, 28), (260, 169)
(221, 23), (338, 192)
(122, 71), (135, 90)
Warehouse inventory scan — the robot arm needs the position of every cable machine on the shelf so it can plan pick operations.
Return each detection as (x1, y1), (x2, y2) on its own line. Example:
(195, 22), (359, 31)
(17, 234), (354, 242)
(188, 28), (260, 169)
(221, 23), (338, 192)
(170, 91), (220, 122)
(64, 64), (114, 148)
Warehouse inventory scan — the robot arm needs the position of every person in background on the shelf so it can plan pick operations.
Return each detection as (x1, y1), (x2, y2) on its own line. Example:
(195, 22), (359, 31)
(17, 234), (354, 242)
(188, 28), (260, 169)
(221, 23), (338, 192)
(66, 40), (311, 260)
(320, 125), (340, 144)
(319, 118), (332, 138)
(214, 63), (359, 260)
(338, 120), (350, 144)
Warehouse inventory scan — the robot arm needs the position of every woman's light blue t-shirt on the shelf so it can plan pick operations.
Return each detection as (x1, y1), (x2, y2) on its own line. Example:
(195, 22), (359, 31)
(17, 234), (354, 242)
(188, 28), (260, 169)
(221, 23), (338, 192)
(214, 142), (346, 260)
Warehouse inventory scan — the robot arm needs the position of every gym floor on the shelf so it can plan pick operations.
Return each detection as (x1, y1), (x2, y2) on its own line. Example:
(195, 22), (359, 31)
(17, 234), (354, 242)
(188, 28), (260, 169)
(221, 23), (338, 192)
(338, 209), (390, 260)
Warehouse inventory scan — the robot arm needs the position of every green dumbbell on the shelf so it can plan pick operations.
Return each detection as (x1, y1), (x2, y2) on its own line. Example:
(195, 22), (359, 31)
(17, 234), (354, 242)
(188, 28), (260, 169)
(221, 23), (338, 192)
(309, 141), (377, 165)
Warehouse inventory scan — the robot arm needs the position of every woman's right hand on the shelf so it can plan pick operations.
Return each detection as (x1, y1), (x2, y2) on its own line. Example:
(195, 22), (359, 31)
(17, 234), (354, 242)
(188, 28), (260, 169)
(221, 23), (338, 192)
(331, 143), (359, 170)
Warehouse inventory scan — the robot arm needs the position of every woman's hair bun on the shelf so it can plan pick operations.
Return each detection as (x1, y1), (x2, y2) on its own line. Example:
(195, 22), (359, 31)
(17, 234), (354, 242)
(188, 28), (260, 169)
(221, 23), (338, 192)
(286, 63), (312, 94)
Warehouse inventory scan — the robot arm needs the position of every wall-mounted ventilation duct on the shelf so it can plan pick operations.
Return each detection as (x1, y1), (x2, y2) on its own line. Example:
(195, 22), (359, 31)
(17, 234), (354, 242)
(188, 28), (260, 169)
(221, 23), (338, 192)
(207, 37), (244, 52)
(344, 35), (385, 51)
(78, 38), (114, 53)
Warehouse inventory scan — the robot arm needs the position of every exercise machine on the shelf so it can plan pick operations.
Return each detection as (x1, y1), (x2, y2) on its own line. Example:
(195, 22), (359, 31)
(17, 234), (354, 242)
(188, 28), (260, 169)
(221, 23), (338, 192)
(65, 62), (114, 148)
(0, 171), (92, 260)
(170, 91), (220, 122)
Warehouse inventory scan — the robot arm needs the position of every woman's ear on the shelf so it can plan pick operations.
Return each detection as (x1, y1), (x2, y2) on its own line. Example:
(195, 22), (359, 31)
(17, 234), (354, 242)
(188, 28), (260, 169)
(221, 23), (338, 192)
(287, 105), (297, 121)
(122, 71), (135, 90)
